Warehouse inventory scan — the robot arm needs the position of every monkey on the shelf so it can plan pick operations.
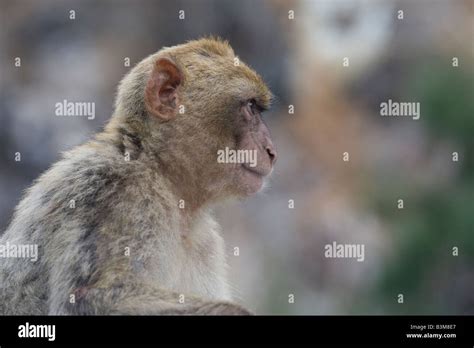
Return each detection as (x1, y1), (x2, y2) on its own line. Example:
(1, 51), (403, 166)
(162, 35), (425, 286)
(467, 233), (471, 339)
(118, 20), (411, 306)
(0, 37), (277, 315)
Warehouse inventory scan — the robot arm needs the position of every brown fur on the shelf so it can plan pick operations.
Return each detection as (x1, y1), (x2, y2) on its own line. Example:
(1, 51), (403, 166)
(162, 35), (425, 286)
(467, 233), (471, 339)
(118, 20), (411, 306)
(0, 37), (275, 315)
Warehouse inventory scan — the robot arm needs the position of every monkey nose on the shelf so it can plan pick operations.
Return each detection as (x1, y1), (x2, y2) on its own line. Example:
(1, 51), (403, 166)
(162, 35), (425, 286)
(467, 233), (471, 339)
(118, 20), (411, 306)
(266, 146), (277, 165)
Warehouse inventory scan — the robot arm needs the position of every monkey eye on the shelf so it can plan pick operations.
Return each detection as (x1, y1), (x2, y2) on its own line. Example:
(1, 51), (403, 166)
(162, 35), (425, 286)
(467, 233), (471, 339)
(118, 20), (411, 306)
(247, 99), (261, 115)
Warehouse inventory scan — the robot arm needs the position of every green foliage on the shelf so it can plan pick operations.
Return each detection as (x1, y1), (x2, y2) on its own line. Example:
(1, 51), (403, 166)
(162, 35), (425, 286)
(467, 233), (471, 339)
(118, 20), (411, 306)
(369, 58), (474, 314)
(407, 59), (474, 175)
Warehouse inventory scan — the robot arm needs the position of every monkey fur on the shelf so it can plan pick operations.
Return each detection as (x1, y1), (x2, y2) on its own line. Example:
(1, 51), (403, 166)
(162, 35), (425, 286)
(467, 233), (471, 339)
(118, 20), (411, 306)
(0, 38), (277, 315)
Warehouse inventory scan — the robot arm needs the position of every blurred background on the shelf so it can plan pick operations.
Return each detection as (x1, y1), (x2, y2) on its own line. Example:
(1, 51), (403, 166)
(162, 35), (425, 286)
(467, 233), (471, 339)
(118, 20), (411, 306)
(0, 0), (473, 314)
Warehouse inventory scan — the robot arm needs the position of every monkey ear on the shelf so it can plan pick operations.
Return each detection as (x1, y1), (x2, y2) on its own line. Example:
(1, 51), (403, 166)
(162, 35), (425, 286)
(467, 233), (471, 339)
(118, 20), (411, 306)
(145, 57), (183, 121)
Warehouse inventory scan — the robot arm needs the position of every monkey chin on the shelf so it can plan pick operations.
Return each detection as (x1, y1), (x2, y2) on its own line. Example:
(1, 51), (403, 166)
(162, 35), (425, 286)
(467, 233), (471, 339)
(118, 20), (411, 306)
(237, 165), (268, 196)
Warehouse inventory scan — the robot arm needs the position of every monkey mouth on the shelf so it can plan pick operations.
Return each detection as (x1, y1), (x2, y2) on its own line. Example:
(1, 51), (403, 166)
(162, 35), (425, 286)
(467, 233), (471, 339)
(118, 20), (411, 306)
(241, 164), (268, 177)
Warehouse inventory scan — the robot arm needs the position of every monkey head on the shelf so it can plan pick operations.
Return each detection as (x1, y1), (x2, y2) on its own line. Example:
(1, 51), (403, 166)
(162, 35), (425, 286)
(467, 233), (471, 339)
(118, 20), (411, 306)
(113, 38), (277, 204)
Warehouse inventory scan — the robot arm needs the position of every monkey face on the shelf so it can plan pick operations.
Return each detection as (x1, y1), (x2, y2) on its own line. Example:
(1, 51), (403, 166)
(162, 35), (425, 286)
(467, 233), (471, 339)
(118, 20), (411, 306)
(143, 39), (277, 199)
(227, 98), (277, 195)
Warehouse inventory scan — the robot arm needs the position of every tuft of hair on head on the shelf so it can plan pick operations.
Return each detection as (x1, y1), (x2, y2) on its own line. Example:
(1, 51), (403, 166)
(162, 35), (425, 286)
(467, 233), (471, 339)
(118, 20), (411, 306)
(193, 36), (235, 57)
(185, 36), (235, 58)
